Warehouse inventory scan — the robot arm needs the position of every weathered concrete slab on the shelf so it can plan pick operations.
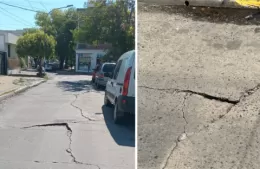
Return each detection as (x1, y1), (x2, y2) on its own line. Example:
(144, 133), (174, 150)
(165, 89), (260, 169)
(0, 160), (98, 169)
(138, 87), (235, 169)
(138, 88), (186, 169)
(73, 91), (105, 121)
(184, 94), (232, 134)
(138, 5), (260, 101)
(138, 6), (260, 168)
(70, 121), (135, 169)
(0, 128), (71, 162)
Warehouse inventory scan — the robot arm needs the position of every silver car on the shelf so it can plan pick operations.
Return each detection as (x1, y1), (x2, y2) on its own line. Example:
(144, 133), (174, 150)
(95, 63), (116, 89)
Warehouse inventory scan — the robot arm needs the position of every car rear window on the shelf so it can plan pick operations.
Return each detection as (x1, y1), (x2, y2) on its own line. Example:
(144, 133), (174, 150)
(102, 64), (116, 72)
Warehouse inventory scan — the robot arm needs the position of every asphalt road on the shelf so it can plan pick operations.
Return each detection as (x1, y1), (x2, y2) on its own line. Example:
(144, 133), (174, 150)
(138, 4), (260, 169)
(0, 73), (135, 169)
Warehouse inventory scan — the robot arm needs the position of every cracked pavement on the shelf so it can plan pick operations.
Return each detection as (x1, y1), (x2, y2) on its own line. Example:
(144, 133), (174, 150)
(0, 73), (135, 169)
(138, 4), (260, 169)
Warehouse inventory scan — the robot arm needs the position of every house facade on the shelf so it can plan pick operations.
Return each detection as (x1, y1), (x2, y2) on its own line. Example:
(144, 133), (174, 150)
(75, 43), (111, 73)
(0, 32), (20, 75)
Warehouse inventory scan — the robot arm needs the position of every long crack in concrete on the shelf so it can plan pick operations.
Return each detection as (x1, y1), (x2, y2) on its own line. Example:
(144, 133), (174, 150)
(161, 140), (179, 169)
(181, 93), (189, 136)
(139, 84), (260, 114)
(22, 123), (100, 169)
(140, 84), (260, 169)
(139, 85), (239, 103)
(140, 84), (260, 103)
(161, 94), (190, 169)
(71, 93), (97, 121)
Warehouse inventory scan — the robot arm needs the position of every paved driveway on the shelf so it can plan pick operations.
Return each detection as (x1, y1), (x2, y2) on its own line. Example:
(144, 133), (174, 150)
(0, 74), (135, 169)
(138, 4), (260, 169)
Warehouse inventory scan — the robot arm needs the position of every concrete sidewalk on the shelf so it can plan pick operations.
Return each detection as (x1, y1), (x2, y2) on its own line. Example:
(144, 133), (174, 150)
(0, 76), (23, 96)
(0, 75), (45, 101)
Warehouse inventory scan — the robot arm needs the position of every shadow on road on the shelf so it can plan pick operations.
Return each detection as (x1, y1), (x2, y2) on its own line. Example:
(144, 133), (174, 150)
(9, 74), (38, 78)
(57, 80), (104, 93)
(139, 4), (260, 26)
(102, 105), (135, 147)
(55, 70), (92, 76)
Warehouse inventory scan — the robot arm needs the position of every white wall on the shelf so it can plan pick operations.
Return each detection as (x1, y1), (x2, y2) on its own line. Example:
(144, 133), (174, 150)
(7, 33), (18, 44)
(75, 49), (106, 73)
(0, 33), (18, 57)
(0, 35), (5, 51)
(10, 44), (17, 58)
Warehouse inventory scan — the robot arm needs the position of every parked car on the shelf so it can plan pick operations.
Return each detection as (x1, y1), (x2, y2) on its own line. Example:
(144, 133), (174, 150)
(104, 50), (135, 124)
(95, 63), (116, 89)
(44, 60), (59, 71)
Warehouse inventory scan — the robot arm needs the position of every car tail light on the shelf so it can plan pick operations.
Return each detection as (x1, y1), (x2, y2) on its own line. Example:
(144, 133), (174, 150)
(122, 67), (132, 96)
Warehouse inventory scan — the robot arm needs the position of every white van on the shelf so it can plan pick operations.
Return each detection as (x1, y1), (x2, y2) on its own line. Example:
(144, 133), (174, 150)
(104, 50), (135, 124)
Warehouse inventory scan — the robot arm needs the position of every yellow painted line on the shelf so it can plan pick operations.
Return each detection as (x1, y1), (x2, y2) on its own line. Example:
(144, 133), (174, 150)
(236, 0), (260, 7)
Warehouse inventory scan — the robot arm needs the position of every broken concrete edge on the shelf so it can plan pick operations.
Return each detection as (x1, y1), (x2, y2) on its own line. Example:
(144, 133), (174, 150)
(22, 122), (101, 169)
(138, 85), (239, 104)
(0, 79), (46, 102)
(138, 0), (258, 9)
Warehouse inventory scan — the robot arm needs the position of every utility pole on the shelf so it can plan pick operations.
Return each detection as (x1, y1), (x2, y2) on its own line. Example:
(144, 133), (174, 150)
(138, 0), (259, 9)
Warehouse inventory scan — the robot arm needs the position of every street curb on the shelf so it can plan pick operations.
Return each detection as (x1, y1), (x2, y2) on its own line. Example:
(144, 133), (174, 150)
(0, 80), (46, 102)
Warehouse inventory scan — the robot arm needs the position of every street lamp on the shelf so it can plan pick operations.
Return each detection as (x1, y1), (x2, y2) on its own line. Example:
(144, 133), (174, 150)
(43, 5), (73, 71)
(49, 5), (73, 14)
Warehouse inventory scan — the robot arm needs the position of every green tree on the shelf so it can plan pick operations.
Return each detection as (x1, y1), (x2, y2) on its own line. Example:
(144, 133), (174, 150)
(16, 31), (56, 76)
(35, 8), (77, 69)
(73, 0), (135, 61)
(22, 28), (40, 35)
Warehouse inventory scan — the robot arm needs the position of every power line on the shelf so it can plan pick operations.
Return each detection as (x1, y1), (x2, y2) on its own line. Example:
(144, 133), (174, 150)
(0, 6), (34, 27)
(25, 0), (35, 10)
(0, 1), (39, 12)
(40, 1), (48, 11)
(0, 6), (34, 26)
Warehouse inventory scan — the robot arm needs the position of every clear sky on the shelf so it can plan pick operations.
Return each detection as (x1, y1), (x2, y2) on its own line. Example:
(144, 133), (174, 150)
(0, 0), (85, 30)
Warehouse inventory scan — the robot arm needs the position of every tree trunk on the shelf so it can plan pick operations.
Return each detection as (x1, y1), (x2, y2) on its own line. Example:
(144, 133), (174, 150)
(65, 56), (69, 69)
(34, 58), (38, 68)
(59, 58), (64, 70)
(138, 0), (256, 8)
(38, 58), (43, 77)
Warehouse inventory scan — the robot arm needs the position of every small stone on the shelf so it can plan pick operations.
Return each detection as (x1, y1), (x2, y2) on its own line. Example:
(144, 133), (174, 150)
(178, 133), (187, 141)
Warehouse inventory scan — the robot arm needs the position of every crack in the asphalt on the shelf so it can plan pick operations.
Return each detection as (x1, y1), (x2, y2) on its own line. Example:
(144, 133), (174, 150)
(161, 94), (190, 169)
(22, 122), (101, 169)
(33, 160), (70, 164)
(139, 85), (238, 104)
(182, 93), (189, 134)
(22, 123), (72, 132)
(161, 141), (179, 169)
(71, 93), (97, 121)
(139, 84), (260, 117)
(33, 160), (100, 168)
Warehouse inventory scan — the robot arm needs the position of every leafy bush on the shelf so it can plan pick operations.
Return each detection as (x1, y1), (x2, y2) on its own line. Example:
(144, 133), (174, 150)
(19, 57), (27, 69)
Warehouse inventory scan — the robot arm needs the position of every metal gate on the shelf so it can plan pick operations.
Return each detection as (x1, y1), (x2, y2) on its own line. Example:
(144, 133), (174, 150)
(0, 51), (7, 75)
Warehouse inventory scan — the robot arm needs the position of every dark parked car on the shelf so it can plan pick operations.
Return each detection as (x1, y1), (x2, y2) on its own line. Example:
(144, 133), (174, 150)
(95, 63), (116, 88)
